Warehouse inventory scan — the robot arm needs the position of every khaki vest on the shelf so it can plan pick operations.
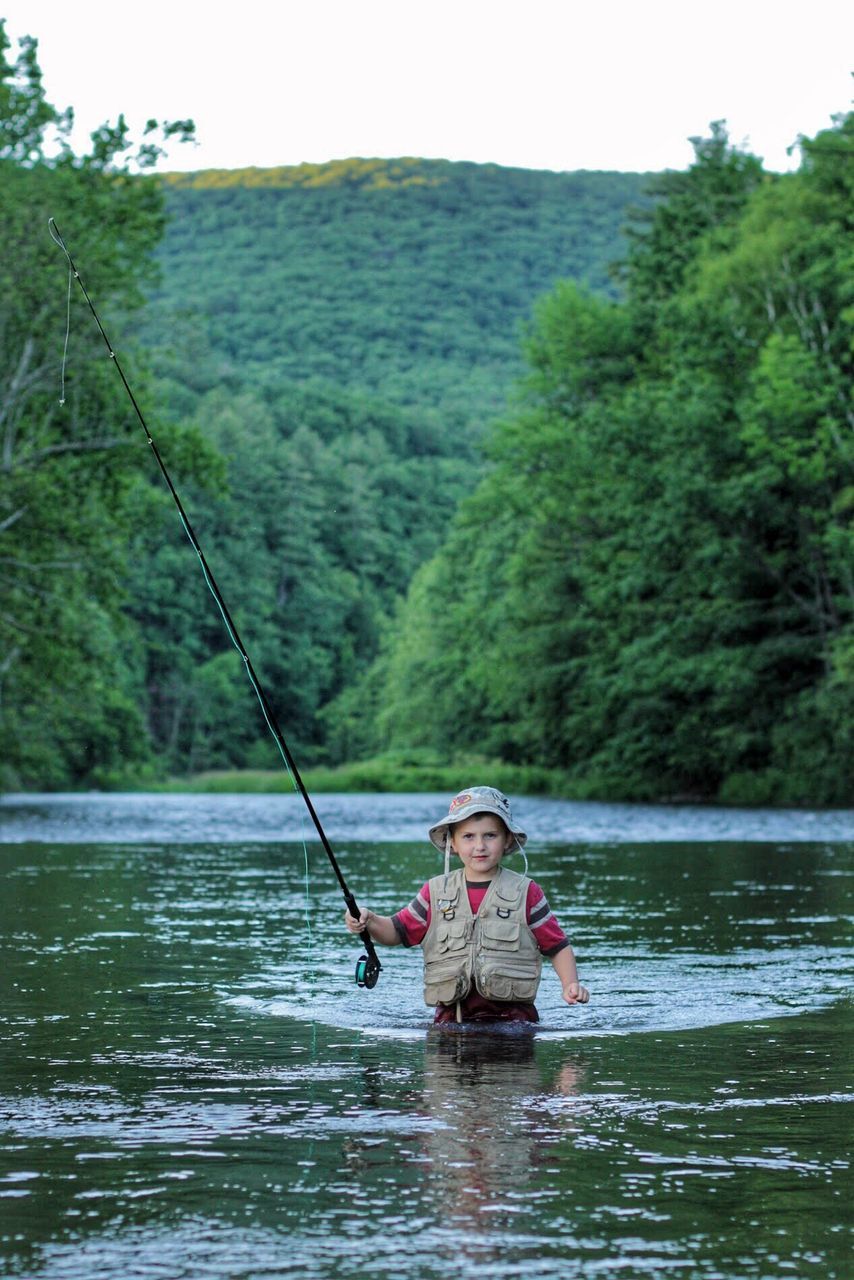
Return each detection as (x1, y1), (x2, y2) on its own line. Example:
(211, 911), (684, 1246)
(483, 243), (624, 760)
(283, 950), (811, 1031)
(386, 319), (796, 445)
(422, 866), (543, 1006)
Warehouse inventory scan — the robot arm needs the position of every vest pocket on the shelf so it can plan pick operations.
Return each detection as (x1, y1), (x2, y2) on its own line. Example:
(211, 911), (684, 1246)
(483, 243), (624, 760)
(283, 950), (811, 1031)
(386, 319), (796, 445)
(475, 957), (541, 1003)
(423, 956), (470, 1005)
(475, 911), (540, 1000)
(479, 917), (521, 950)
(435, 919), (469, 953)
(423, 919), (471, 1005)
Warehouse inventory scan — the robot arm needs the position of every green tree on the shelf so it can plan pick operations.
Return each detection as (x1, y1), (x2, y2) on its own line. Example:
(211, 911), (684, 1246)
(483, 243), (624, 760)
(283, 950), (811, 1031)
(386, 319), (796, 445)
(125, 376), (473, 773)
(0, 21), (193, 786)
(361, 118), (852, 804)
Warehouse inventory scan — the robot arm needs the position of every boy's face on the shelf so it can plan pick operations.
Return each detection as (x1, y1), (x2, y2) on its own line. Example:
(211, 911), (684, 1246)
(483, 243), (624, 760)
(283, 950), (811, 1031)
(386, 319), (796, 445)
(450, 815), (513, 879)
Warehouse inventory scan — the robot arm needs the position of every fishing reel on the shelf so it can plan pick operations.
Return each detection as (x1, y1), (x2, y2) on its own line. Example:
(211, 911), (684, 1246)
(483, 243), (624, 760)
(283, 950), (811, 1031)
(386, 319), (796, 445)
(355, 952), (382, 989)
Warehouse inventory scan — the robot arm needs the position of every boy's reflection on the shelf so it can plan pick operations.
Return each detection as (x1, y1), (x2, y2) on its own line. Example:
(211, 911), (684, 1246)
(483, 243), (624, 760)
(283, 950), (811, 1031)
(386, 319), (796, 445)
(419, 1028), (584, 1235)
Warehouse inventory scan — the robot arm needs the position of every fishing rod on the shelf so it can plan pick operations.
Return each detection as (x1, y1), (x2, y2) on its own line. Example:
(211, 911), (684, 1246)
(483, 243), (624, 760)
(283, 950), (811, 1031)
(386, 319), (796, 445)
(48, 217), (381, 991)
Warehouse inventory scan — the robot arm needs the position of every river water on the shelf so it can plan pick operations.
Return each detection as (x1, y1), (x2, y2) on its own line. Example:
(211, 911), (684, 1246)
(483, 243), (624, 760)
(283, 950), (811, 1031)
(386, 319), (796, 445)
(1, 792), (851, 1278)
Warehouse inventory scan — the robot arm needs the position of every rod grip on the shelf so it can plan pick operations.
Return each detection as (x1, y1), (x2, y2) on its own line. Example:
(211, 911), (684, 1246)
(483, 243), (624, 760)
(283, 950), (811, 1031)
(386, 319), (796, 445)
(345, 892), (382, 960)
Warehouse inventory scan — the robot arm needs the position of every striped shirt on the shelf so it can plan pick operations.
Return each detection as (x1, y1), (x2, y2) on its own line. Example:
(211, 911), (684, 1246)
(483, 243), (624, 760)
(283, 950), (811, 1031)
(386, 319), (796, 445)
(393, 878), (569, 957)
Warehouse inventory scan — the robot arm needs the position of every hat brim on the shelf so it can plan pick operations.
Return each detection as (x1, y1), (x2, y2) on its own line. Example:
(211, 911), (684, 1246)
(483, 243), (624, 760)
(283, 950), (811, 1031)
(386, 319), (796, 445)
(428, 802), (527, 852)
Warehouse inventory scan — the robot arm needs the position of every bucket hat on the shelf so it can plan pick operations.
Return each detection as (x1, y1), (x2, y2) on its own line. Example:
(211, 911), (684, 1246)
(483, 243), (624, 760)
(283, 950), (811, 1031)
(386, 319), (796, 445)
(428, 786), (527, 852)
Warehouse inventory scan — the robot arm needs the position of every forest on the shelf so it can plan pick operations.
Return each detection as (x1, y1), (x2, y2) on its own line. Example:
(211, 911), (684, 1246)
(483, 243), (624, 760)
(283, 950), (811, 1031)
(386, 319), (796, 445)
(143, 156), (648, 431)
(1, 21), (851, 804)
(341, 121), (854, 805)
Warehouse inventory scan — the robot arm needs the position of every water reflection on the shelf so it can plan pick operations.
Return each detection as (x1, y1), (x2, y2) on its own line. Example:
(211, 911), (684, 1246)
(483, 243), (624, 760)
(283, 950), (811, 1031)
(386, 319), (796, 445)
(1, 803), (851, 1279)
(418, 1028), (583, 1236)
(2, 1008), (851, 1279)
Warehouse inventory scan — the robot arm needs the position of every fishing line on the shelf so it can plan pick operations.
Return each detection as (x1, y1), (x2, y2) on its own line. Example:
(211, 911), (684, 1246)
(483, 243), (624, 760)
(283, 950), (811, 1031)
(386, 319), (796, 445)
(48, 217), (381, 991)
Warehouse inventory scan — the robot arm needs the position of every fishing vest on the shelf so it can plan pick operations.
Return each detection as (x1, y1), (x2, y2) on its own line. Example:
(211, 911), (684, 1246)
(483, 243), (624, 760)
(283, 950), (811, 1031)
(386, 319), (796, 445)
(422, 866), (543, 1006)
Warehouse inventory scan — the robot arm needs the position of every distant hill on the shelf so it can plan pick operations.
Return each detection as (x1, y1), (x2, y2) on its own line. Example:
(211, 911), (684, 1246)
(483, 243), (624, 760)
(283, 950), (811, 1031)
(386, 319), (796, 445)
(143, 157), (652, 432)
(121, 158), (655, 773)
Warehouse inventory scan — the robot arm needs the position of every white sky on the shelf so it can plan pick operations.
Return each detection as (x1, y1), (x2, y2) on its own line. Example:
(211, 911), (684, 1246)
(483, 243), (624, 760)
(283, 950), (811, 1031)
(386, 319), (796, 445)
(3, 0), (852, 173)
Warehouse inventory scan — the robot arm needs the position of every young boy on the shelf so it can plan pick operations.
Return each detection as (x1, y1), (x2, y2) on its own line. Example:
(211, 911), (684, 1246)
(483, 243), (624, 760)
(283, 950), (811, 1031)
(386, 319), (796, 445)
(344, 786), (589, 1023)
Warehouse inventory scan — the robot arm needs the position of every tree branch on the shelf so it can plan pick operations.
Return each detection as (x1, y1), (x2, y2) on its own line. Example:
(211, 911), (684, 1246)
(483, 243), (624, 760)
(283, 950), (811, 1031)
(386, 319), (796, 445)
(0, 506), (27, 535)
(750, 543), (839, 630)
(0, 609), (35, 635)
(0, 556), (82, 571)
(2, 436), (129, 474)
(0, 644), (21, 689)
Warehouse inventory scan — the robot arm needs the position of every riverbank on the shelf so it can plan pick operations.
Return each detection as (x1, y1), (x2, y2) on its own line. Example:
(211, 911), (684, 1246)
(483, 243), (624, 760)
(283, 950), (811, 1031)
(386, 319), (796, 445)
(6, 752), (849, 807)
(149, 757), (576, 798)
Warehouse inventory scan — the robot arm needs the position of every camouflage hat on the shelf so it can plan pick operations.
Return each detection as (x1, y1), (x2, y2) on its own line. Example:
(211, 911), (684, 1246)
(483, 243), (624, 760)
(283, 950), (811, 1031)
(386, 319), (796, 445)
(428, 786), (527, 852)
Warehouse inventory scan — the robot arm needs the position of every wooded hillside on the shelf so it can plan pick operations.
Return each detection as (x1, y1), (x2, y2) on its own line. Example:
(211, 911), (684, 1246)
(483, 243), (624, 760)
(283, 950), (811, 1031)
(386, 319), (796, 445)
(142, 157), (648, 427)
(1, 22), (651, 789)
(339, 122), (853, 805)
(2, 23), (850, 803)
(124, 160), (650, 776)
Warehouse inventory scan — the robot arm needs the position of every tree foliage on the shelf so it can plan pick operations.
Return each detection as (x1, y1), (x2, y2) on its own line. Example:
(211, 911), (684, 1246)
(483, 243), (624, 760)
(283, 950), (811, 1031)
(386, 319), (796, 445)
(1, 23), (648, 788)
(0, 21), (194, 786)
(120, 160), (651, 777)
(141, 159), (650, 434)
(124, 378), (472, 772)
(5, 20), (849, 806)
(348, 118), (853, 805)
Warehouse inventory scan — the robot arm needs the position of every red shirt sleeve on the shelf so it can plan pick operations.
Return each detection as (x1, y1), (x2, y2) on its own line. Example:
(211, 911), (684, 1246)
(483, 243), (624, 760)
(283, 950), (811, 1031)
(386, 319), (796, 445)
(526, 880), (569, 956)
(393, 881), (432, 946)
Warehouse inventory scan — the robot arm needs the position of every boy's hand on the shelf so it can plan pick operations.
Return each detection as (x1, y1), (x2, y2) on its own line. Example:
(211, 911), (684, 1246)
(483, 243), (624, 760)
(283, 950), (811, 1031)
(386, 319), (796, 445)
(344, 908), (371, 934)
(562, 981), (589, 1005)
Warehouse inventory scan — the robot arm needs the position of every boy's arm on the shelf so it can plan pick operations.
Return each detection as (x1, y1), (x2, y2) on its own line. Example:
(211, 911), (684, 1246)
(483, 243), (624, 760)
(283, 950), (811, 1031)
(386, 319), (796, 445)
(344, 908), (401, 946)
(550, 944), (589, 1004)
